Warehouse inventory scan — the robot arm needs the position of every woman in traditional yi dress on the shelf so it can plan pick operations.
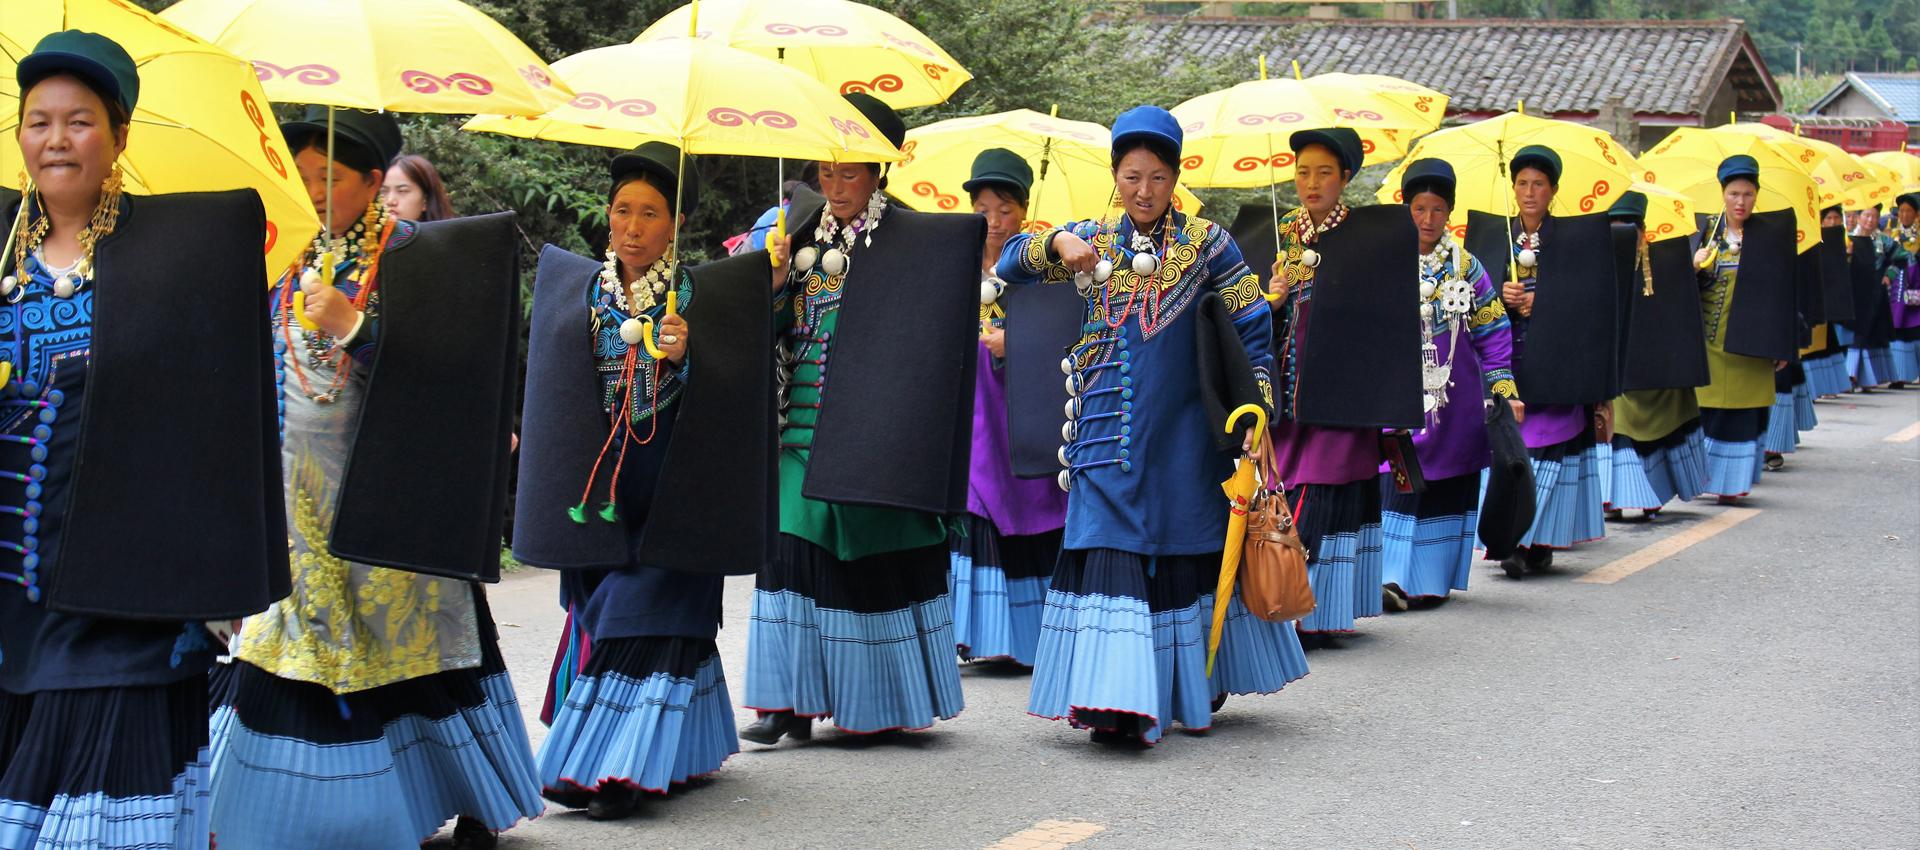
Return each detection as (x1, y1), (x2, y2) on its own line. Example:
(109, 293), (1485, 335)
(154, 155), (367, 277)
(1884, 193), (1920, 386)
(998, 106), (1305, 745)
(1838, 205), (1898, 391)
(744, 93), (978, 746)
(0, 31), (285, 850)
(210, 107), (541, 849)
(1802, 206), (1853, 399)
(1490, 146), (1610, 575)
(955, 149), (1067, 666)
(1380, 159), (1519, 609)
(1604, 191), (1708, 519)
(517, 144), (741, 821)
(1692, 155), (1782, 505)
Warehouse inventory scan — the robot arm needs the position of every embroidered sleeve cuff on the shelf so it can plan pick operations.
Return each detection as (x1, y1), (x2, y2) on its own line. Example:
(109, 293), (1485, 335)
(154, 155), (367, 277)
(1256, 372), (1274, 410)
(1487, 375), (1518, 400)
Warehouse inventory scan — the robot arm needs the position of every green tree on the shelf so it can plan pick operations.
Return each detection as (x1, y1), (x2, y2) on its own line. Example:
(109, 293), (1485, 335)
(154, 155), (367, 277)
(1830, 17), (1861, 71)
(1864, 16), (1897, 70)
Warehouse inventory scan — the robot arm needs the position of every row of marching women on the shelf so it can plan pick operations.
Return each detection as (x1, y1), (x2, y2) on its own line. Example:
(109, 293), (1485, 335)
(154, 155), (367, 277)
(7, 28), (1919, 850)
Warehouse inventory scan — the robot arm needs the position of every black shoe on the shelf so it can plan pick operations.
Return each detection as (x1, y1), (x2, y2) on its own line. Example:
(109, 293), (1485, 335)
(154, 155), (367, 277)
(542, 786), (594, 810)
(1382, 584), (1410, 613)
(587, 784), (640, 821)
(1763, 452), (1785, 472)
(451, 816), (498, 849)
(739, 711), (812, 746)
(1499, 555), (1526, 579)
(1089, 717), (1148, 747)
(1524, 547), (1554, 572)
(1211, 692), (1228, 713)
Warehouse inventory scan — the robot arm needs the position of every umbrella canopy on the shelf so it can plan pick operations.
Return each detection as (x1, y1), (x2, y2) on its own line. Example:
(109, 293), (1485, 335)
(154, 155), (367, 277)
(1627, 180), (1697, 243)
(887, 108), (1202, 232)
(1716, 123), (1879, 212)
(1378, 111), (1640, 219)
(462, 39), (899, 162)
(1862, 150), (1920, 194)
(635, 0), (970, 110)
(1173, 69), (1445, 189)
(1639, 127), (1820, 252)
(162, 0), (572, 115)
(3, 0), (319, 277)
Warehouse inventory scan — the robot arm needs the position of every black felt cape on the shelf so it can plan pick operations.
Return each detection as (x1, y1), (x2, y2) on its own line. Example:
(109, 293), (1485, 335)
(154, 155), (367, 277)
(1286, 204), (1423, 430)
(1721, 210), (1800, 362)
(1619, 235), (1710, 391)
(1001, 279), (1087, 479)
(1465, 211), (1621, 405)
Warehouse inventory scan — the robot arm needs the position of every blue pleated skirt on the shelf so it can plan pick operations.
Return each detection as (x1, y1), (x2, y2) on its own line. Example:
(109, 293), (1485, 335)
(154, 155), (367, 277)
(537, 637), (736, 800)
(1605, 434), (1663, 510)
(0, 676), (211, 850)
(1518, 435), (1605, 549)
(1847, 345), (1893, 386)
(949, 516), (1060, 666)
(1380, 473), (1478, 600)
(1287, 480), (1384, 634)
(745, 535), (964, 734)
(1890, 338), (1920, 383)
(1804, 352), (1850, 397)
(1793, 381), (1818, 432)
(1764, 392), (1800, 454)
(1701, 407), (1768, 498)
(207, 626), (543, 847)
(1026, 549), (1307, 744)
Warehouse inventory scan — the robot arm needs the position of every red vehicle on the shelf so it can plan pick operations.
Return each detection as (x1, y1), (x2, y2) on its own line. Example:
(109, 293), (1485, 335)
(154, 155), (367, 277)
(1759, 115), (1907, 154)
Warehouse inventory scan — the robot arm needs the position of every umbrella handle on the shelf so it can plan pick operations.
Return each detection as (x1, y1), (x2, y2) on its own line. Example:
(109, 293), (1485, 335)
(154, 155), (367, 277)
(1226, 402), (1268, 452)
(768, 208), (785, 268)
(633, 315), (669, 360)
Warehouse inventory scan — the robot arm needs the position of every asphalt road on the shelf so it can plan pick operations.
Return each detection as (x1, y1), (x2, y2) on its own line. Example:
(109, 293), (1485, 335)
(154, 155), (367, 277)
(432, 389), (1919, 850)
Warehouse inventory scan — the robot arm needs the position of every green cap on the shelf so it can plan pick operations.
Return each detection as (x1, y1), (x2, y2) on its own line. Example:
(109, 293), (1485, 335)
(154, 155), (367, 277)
(1510, 145), (1562, 186)
(962, 148), (1033, 200)
(18, 30), (139, 115)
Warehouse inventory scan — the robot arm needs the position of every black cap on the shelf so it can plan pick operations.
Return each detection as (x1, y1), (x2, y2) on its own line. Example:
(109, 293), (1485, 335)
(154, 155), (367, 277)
(18, 30), (139, 116)
(843, 92), (906, 149)
(1607, 190), (1647, 222)
(962, 148), (1033, 201)
(1510, 145), (1562, 186)
(1400, 157), (1455, 207)
(1289, 127), (1364, 176)
(1716, 154), (1760, 188)
(609, 141), (702, 216)
(281, 106), (404, 175)
(1895, 192), (1919, 213)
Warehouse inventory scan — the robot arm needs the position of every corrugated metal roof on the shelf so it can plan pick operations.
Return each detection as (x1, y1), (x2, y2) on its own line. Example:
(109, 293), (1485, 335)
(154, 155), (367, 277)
(1821, 73), (1920, 123)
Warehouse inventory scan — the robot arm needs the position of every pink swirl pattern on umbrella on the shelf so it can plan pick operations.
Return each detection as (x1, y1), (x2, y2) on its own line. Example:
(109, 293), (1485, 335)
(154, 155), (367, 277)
(239, 89), (288, 180)
(708, 107), (798, 129)
(830, 117), (872, 138)
(1237, 112), (1305, 126)
(840, 75), (904, 96)
(1182, 121), (1207, 134)
(1331, 108), (1385, 122)
(519, 65), (554, 88)
(913, 181), (958, 210)
(765, 22), (849, 36)
(1234, 152), (1295, 172)
(401, 71), (495, 96)
(570, 92), (657, 117)
(252, 61), (340, 86)
(881, 31), (935, 57)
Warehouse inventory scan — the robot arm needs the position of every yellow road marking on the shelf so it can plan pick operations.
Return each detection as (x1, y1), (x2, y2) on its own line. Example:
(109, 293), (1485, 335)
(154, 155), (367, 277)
(1575, 507), (1761, 585)
(984, 820), (1107, 850)
(1885, 421), (1920, 443)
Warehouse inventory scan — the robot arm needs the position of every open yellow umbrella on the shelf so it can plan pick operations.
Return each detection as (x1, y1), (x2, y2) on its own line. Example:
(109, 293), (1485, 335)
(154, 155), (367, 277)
(1379, 111), (1640, 219)
(635, 0), (970, 110)
(1714, 122), (1878, 212)
(161, 0), (572, 115)
(887, 108), (1202, 233)
(461, 38), (898, 163)
(1626, 180), (1697, 243)
(1863, 150), (1920, 194)
(1856, 156), (1910, 210)
(1173, 64), (1442, 191)
(1639, 127), (1820, 252)
(1206, 403), (1268, 678)
(3, 0), (318, 278)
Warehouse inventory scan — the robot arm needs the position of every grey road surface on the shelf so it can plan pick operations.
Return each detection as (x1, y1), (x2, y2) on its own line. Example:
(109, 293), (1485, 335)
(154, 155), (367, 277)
(431, 390), (1919, 850)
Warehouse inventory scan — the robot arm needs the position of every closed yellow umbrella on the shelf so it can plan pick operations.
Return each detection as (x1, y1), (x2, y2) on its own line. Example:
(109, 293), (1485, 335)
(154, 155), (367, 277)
(3, 0), (318, 278)
(161, 0), (572, 115)
(887, 108), (1202, 233)
(1206, 404), (1267, 678)
(1173, 64), (1444, 190)
(461, 39), (899, 163)
(1863, 150), (1920, 193)
(1639, 127), (1820, 252)
(635, 0), (971, 110)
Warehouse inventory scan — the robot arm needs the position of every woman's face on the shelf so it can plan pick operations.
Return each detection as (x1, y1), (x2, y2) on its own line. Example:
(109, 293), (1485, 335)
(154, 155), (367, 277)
(1821, 209), (1844, 229)
(295, 145), (382, 237)
(382, 168), (426, 220)
(1113, 147), (1176, 227)
(818, 161), (879, 223)
(607, 177), (676, 276)
(1512, 167), (1555, 221)
(1408, 191), (1451, 253)
(1898, 204), (1916, 228)
(1294, 145), (1347, 220)
(16, 73), (125, 209)
(1722, 178), (1756, 225)
(972, 186), (1026, 256)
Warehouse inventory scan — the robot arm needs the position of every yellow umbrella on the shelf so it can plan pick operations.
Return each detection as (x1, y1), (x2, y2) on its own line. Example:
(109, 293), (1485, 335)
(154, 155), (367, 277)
(1378, 111), (1640, 219)
(1715, 123), (1877, 212)
(1857, 156), (1910, 210)
(1206, 403), (1267, 678)
(1173, 63), (1444, 190)
(887, 108), (1202, 233)
(461, 38), (899, 163)
(635, 0), (970, 110)
(1863, 150), (1920, 193)
(3, 0), (318, 278)
(1639, 127), (1820, 252)
(1627, 180), (1697, 243)
(161, 0), (572, 115)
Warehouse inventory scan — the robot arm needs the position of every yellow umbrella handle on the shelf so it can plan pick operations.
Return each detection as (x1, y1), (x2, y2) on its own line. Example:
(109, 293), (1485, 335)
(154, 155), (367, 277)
(1226, 402), (1268, 453)
(632, 290), (680, 360)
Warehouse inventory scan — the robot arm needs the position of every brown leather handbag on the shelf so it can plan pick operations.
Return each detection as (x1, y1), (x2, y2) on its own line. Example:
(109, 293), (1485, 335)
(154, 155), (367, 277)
(1239, 455), (1314, 623)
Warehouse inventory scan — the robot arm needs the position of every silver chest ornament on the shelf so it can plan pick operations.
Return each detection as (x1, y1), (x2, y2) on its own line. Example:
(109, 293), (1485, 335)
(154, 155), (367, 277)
(1073, 258), (1115, 296)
